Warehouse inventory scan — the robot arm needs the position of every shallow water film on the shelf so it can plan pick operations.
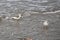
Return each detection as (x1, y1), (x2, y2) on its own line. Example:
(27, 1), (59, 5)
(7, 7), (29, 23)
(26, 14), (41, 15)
(0, 0), (60, 40)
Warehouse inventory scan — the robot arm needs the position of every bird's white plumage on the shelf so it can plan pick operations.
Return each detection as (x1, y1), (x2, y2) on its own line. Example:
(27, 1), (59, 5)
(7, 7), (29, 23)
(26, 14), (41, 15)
(43, 21), (48, 26)
(11, 14), (22, 20)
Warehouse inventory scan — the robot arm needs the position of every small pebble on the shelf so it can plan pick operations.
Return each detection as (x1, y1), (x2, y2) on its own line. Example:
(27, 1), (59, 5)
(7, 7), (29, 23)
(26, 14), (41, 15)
(17, 37), (32, 40)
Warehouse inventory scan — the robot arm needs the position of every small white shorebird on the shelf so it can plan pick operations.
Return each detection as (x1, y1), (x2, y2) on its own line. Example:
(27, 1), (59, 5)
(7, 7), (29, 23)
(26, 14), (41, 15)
(11, 14), (23, 24)
(11, 14), (22, 20)
(43, 20), (49, 40)
(43, 20), (48, 26)
(43, 20), (49, 35)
